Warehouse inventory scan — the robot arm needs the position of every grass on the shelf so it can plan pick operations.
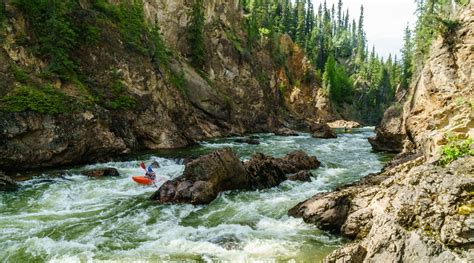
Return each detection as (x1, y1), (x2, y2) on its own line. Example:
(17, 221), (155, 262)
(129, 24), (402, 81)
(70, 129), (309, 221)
(438, 135), (474, 167)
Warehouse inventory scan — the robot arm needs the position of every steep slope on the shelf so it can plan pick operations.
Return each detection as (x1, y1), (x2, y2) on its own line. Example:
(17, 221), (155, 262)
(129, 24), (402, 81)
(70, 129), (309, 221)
(0, 0), (332, 172)
(290, 4), (474, 262)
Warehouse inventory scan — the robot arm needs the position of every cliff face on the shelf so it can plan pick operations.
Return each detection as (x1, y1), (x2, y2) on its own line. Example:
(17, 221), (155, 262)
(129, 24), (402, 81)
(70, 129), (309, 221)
(291, 4), (474, 262)
(369, 5), (474, 161)
(0, 0), (331, 172)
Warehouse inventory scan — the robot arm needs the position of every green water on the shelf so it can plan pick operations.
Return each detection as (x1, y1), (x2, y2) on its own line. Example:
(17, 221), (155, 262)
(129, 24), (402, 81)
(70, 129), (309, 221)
(0, 128), (392, 262)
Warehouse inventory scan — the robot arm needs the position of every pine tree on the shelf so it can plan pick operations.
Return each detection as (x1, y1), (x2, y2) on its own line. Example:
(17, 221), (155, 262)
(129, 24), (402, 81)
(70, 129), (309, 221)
(187, 0), (205, 68)
(296, 0), (306, 45)
(401, 25), (413, 88)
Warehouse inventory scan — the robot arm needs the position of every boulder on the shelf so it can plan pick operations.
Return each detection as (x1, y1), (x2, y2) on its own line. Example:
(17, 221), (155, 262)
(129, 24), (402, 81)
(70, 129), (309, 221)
(323, 243), (367, 263)
(152, 148), (321, 205)
(327, 120), (362, 129)
(151, 148), (248, 205)
(234, 138), (260, 145)
(0, 172), (17, 191)
(83, 168), (120, 177)
(244, 153), (287, 189)
(288, 171), (313, 182)
(310, 123), (337, 139)
(278, 150), (321, 173)
(274, 128), (299, 136)
(368, 105), (405, 153)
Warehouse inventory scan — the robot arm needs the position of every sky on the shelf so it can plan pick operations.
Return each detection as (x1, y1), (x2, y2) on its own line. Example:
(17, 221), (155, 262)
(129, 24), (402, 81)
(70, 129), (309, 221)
(311, 0), (418, 59)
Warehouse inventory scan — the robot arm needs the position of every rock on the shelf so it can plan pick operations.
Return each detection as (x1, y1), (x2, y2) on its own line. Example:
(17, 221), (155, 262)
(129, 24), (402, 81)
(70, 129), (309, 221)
(323, 243), (367, 263)
(152, 148), (321, 205)
(273, 128), (299, 136)
(288, 190), (353, 232)
(310, 123), (337, 139)
(244, 153), (287, 189)
(327, 120), (362, 129)
(234, 138), (260, 145)
(0, 172), (17, 191)
(248, 135), (260, 140)
(288, 171), (313, 182)
(368, 105), (405, 153)
(151, 148), (248, 205)
(83, 168), (120, 177)
(278, 150), (321, 173)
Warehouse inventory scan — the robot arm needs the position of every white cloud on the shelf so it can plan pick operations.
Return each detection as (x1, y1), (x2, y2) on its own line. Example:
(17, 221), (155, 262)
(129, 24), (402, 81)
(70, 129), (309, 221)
(311, 0), (418, 58)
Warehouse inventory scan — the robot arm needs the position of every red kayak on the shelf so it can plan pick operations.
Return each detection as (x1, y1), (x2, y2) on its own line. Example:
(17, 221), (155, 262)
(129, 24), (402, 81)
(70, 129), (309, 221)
(132, 176), (154, 185)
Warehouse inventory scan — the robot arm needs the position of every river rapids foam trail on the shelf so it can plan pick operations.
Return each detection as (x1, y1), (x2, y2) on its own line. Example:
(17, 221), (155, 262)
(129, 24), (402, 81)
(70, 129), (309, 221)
(0, 128), (392, 262)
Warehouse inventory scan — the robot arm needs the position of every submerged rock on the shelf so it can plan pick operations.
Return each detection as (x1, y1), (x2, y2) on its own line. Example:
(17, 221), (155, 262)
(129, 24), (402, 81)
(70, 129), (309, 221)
(310, 123), (337, 139)
(234, 138), (260, 145)
(152, 148), (321, 205)
(83, 168), (120, 177)
(0, 172), (17, 191)
(274, 128), (300, 136)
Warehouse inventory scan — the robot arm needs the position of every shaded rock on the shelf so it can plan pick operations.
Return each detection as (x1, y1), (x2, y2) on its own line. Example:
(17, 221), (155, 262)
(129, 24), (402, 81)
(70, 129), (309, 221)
(244, 153), (287, 189)
(151, 148), (248, 205)
(288, 171), (313, 182)
(274, 128), (299, 136)
(83, 168), (120, 177)
(248, 135), (260, 140)
(0, 172), (17, 191)
(234, 138), (260, 145)
(288, 190), (353, 232)
(279, 150), (321, 173)
(368, 105), (405, 153)
(310, 123), (337, 139)
(327, 120), (362, 129)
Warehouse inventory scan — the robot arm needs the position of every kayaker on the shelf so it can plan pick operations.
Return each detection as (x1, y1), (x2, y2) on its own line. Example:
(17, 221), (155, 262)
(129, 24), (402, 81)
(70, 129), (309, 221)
(145, 161), (160, 180)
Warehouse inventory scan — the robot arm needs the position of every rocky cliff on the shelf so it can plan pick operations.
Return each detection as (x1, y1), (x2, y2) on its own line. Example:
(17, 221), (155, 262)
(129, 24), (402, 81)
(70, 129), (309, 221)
(291, 4), (474, 262)
(0, 0), (332, 172)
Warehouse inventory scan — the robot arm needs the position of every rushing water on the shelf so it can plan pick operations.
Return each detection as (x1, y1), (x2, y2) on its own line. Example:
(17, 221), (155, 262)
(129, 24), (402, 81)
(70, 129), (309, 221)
(0, 128), (392, 262)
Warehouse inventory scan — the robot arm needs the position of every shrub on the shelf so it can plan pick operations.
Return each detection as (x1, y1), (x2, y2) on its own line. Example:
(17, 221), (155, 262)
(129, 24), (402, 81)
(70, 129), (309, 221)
(107, 95), (136, 110)
(438, 135), (474, 166)
(10, 65), (29, 83)
(0, 85), (76, 114)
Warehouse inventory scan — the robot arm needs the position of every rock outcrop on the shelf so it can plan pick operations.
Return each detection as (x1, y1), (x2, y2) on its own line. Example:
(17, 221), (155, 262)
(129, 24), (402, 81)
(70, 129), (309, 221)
(152, 148), (320, 205)
(0, 172), (17, 191)
(287, 171), (313, 182)
(327, 120), (361, 129)
(291, 156), (474, 262)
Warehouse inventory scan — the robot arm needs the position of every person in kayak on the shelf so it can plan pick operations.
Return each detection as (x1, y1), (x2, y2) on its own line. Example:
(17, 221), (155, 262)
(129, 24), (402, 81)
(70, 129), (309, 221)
(145, 161), (160, 180)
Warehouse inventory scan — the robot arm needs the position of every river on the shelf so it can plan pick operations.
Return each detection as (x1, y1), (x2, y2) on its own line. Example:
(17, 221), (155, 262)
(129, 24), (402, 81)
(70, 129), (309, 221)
(0, 128), (392, 262)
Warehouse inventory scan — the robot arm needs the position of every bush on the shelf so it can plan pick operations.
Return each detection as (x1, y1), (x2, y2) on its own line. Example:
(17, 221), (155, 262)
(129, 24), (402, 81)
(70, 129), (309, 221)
(10, 65), (29, 83)
(0, 85), (76, 114)
(438, 135), (474, 166)
(107, 95), (136, 110)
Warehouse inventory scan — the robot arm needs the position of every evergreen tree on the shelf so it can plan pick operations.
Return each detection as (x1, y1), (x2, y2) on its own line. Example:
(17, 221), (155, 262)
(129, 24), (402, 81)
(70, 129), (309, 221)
(401, 25), (413, 88)
(187, 0), (205, 68)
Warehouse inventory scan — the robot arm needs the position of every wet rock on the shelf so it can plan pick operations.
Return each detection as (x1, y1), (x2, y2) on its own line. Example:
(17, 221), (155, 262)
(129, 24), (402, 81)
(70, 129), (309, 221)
(83, 168), (120, 177)
(289, 190), (353, 232)
(0, 172), (17, 191)
(152, 148), (321, 205)
(278, 150), (321, 173)
(310, 123), (337, 139)
(288, 171), (313, 182)
(151, 148), (248, 205)
(327, 120), (362, 129)
(234, 138), (260, 145)
(273, 128), (299, 136)
(244, 153), (287, 189)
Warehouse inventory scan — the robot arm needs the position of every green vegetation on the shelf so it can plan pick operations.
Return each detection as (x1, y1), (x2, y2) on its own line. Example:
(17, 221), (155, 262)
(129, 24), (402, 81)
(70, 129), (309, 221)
(242, 0), (401, 124)
(10, 65), (29, 83)
(0, 85), (77, 114)
(187, 0), (205, 68)
(107, 95), (137, 110)
(169, 70), (187, 96)
(438, 135), (474, 166)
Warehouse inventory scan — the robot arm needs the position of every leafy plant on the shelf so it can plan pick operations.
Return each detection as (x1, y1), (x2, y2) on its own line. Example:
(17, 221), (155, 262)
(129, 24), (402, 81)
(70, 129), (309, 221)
(438, 135), (474, 166)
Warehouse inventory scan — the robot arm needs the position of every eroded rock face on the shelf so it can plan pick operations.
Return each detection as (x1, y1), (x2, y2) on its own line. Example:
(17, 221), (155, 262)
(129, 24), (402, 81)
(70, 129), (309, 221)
(310, 123), (337, 139)
(327, 120), (362, 129)
(152, 148), (320, 205)
(368, 104), (406, 153)
(83, 168), (120, 177)
(0, 172), (17, 191)
(292, 156), (474, 262)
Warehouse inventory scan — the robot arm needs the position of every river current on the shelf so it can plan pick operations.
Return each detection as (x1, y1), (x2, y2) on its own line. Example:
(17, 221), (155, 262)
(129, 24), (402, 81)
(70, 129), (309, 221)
(0, 128), (392, 262)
